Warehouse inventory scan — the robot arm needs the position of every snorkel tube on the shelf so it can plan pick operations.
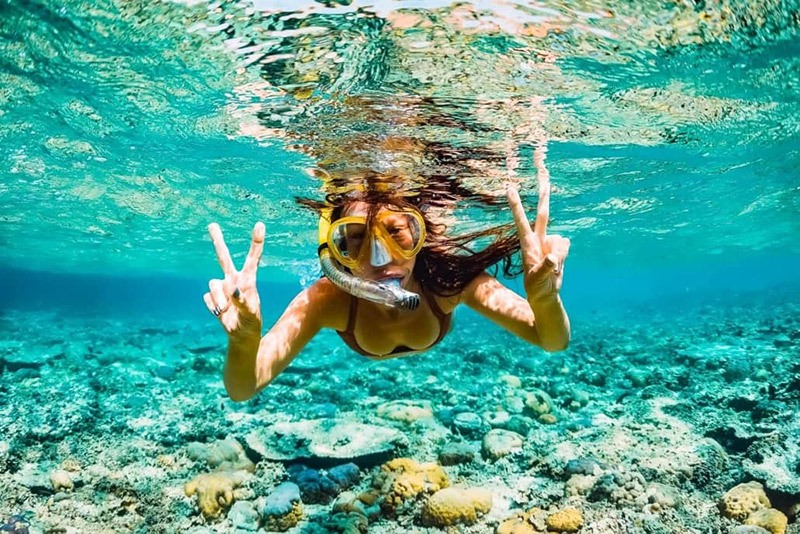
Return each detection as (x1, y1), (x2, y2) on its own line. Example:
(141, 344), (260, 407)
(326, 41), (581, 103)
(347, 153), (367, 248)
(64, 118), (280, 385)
(318, 209), (420, 310)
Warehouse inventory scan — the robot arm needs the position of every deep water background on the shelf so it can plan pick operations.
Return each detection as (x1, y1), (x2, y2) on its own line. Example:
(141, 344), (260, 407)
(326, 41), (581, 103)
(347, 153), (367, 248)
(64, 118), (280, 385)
(2, 252), (798, 325)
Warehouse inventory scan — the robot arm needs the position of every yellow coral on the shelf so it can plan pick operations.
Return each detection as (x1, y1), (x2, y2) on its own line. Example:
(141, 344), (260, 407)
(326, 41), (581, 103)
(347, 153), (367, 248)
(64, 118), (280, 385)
(372, 458), (450, 515)
(546, 507), (583, 532)
(420, 486), (493, 527)
(496, 508), (544, 534)
(184, 471), (246, 519)
(744, 508), (788, 534)
(719, 481), (771, 521)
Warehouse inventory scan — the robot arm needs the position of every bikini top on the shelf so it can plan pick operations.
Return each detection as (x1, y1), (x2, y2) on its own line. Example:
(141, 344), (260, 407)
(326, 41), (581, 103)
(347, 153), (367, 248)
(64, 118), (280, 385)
(336, 287), (452, 358)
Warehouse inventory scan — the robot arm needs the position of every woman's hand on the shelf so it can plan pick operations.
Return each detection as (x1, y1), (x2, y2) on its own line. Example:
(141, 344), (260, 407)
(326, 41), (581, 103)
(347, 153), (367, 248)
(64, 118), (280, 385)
(203, 222), (265, 341)
(506, 156), (570, 302)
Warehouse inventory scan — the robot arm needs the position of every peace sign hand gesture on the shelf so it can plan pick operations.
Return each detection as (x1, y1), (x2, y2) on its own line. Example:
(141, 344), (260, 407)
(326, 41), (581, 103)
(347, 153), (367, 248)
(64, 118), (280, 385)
(506, 168), (570, 302)
(203, 222), (265, 340)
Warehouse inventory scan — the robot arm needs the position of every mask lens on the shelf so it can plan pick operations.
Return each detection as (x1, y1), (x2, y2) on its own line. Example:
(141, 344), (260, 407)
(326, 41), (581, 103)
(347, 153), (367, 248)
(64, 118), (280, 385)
(381, 212), (423, 252)
(331, 221), (367, 261)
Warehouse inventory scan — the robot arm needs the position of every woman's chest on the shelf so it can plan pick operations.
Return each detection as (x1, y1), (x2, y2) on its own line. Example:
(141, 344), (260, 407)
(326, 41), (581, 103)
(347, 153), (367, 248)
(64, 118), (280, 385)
(352, 303), (442, 357)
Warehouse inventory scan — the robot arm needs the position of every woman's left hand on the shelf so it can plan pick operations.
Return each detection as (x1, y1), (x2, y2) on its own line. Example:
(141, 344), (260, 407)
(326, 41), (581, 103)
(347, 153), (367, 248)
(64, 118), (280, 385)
(506, 173), (570, 302)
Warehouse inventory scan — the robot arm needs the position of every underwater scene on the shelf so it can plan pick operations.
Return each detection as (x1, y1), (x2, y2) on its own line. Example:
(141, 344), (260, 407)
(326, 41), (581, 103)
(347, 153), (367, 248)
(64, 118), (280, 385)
(1, 0), (799, 532)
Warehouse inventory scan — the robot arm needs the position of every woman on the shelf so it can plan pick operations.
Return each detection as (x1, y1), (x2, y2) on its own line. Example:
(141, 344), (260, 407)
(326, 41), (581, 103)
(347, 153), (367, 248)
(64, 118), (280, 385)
(203, 179), (570, 402)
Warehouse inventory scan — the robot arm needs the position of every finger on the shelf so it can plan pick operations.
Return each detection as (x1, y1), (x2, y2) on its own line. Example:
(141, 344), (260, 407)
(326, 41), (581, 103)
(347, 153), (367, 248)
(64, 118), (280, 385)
(533, 169), (550, 243)
(224, 276), (247, 310)
(203, 292), (219, 316)
(557, 236), (571, 260)
(544, 236), (569, 274)
(539, 253), (558, 276)
(208, 223), (236, 276)
(506, 184), (541, 262)
(209, 279), (229, 313)
(241, 222), (265, 276)
(547, 235), (569, 258)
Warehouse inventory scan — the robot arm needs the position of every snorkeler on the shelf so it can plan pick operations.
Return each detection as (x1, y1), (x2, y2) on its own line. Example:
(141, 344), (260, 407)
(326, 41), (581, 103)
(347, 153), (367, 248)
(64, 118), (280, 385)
(204, 176), (570, 402)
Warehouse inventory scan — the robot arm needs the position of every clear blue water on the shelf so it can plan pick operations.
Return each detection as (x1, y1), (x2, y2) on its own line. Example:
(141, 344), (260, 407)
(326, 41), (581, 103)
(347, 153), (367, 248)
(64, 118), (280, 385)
(1, 0), (799, 531)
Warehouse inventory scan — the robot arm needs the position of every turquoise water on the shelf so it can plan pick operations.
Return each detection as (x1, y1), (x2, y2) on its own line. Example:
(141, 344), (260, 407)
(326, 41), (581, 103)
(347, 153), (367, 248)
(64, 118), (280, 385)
(1, 0), (799, 532)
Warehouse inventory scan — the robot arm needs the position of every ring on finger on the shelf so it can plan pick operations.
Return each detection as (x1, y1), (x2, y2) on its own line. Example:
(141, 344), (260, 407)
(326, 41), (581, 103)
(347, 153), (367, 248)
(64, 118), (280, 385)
(213, 306), (221, 316)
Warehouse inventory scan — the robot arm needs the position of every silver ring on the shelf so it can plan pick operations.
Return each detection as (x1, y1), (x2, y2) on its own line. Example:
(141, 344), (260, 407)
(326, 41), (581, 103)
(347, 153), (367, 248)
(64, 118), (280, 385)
(213, 306), (221, 316)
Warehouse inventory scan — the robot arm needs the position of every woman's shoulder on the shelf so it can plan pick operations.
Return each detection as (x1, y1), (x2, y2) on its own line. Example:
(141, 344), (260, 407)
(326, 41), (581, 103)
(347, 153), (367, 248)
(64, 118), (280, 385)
(422, 271), (497, 314)
(426, 287), (463, 315)
(437, 271), (497, 311)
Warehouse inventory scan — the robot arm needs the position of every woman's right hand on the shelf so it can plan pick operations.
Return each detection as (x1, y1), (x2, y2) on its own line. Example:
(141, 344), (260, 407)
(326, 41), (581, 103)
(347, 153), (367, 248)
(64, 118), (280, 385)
(204, 222), (265, 341)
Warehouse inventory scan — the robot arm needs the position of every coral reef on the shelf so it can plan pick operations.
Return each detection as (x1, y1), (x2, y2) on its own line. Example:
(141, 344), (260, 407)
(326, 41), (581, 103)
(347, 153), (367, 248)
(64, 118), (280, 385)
(419, 486), (492, 527)
(438, 442), (476, 466)
(183, 470), (248, 519)
(376, 399), (434, 422)
(244, 419), (407, 467)
(371, 458), (450, 516)
(545, 506), (584, 532)
(186, 437), (255, 473)
(744, 508), (789, 534)
(482, 428), (524, 461)
(720, 482), (772, 521)
(261, 481), (303, 532)
(2, 291), (798, 532)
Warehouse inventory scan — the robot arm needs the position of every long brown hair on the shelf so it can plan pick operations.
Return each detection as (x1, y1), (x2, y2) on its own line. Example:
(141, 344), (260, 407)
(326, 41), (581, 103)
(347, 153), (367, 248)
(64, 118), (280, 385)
(297, 177), (525, 297)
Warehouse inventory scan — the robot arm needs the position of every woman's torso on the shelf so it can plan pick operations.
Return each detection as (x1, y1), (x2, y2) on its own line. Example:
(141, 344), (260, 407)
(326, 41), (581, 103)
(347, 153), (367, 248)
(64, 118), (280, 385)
(334, 284), (455, 359)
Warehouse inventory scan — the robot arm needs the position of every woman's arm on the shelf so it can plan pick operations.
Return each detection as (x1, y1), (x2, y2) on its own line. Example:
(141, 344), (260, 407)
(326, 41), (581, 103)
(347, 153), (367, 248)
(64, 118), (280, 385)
(203, 222), (347, 402)
(224, 278), (345, 401)
(461, 272), (570, 351)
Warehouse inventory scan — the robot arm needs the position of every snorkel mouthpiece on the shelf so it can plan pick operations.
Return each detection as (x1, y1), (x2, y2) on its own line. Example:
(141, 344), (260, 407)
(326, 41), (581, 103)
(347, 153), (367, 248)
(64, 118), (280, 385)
(381, 278), (421, 310)
(318, 250), (420, 310)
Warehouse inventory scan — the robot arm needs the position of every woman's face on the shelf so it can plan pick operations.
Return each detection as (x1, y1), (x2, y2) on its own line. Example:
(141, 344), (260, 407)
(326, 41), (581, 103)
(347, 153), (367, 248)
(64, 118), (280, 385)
(341, 201), (419, 287)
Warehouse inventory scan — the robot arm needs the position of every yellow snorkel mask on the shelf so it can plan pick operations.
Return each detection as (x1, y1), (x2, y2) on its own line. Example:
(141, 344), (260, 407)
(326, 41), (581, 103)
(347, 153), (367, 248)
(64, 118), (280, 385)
(317, 207), (424, 310)
(327, 209), (425, 268)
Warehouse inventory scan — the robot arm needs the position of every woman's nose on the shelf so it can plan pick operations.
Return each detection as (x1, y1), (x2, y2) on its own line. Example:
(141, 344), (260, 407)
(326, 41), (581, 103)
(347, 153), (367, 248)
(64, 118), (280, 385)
(369, 235), (392, 267)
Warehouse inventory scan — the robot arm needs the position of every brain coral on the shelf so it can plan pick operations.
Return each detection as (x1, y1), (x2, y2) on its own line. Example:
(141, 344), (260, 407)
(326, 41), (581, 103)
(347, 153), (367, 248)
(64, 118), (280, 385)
(744, 508), (788, 534)
(482, 428), (524, 461)
(372, 458), (450, 516)
(546, 507), (584, 532)
(719, 481), (771, 521)
(420, 486), (493, 527)
(524, 388), (554, 417)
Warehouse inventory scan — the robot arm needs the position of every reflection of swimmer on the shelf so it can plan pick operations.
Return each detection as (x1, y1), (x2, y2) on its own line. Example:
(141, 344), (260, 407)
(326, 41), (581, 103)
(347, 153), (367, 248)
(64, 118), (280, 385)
(204, 178), (570, 402)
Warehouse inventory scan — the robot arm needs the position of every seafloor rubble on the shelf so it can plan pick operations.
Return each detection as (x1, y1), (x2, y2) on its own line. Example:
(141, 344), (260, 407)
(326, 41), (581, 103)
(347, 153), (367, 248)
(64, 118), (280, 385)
(0, 286), (798, 533)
